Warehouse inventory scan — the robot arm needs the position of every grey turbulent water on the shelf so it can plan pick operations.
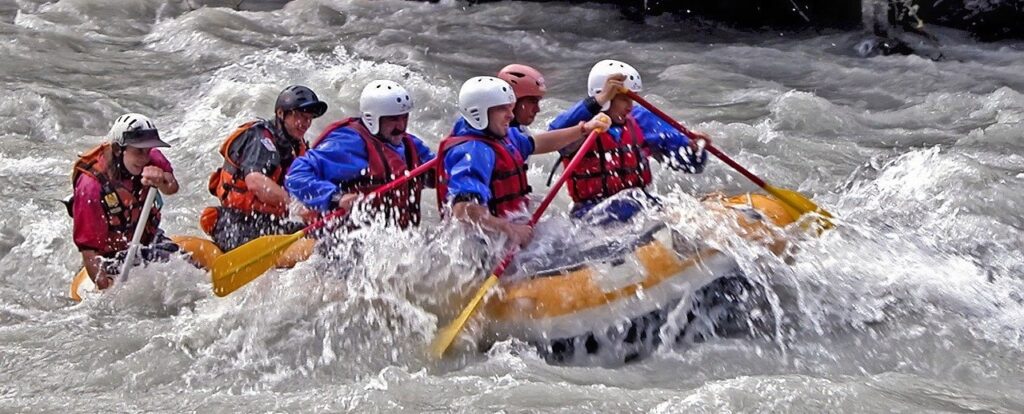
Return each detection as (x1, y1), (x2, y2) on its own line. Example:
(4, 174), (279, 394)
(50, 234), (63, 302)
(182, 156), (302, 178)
(1, 0), (1023, 412)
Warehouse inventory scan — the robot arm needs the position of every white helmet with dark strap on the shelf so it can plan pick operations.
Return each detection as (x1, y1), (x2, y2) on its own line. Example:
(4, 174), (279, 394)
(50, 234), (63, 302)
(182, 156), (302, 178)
(107, 113), (169, 148)
(587, 59), (643, 111)
(458, 76), (516, 130)
(360, 80), (414, 135)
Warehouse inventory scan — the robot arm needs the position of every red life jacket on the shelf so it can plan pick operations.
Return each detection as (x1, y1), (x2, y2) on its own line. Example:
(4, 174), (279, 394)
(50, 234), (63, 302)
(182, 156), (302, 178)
(315, 118), (424, 229)
(436, 134), (531, 218)
(70, 143), (161, 256)
(207, 120), (307, 217)
(565, 114), (652, 203)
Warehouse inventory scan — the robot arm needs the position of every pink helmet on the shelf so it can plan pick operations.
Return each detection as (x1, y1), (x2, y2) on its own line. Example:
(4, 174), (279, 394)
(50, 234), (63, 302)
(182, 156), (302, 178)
(497, 64), (547, 99)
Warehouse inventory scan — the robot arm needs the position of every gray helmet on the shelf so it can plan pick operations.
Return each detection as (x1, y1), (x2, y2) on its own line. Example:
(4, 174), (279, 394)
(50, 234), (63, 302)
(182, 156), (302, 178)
(275, 85), (327, 117)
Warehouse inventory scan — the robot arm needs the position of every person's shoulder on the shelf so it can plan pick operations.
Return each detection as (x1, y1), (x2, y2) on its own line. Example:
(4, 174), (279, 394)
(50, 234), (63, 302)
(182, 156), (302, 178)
(445, 139), (494, 159)
(630, 105), (655, 119)
(232, 122), (275, 150)
(307, 125), (367, 160)
(237, 119), (273, 139)
(509, 127), (530, 142)
(321, 123), (365, 146)
(507, 128), (534, 152)
(73, 173), (102, 197)
(148, 149), (174, 170)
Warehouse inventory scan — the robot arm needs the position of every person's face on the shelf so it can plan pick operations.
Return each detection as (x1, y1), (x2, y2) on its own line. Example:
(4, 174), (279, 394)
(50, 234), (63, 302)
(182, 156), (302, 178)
(121, 146), (151, 175)
(513, 96), (541, 126)
(279, 109), (314, 139)
(486, 104), (514, 137)
(377, 114), (409, 145)
(607, 95), (633, 125)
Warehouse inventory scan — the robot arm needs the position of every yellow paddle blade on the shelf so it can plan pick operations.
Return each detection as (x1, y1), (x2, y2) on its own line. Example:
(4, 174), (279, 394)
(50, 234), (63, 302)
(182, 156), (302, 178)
(211, 231), (306, 297)
(765, 184), (834, 230)
(430, 274), (499, 359)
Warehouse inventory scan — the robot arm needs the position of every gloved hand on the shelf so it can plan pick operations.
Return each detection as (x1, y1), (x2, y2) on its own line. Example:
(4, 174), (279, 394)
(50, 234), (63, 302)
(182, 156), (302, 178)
(679, 137), (708, 174)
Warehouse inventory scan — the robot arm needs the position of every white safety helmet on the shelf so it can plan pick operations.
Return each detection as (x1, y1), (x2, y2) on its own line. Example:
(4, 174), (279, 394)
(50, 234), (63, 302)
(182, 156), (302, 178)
(107, 113), (169, 148)
(359, 80), (414, 135)
(587, 59), (643, 111)
(458, 76), (516, 130)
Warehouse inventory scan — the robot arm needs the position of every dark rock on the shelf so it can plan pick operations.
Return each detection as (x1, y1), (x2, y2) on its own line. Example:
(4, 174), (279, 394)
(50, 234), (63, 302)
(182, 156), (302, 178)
(455, 0), (1024, 41)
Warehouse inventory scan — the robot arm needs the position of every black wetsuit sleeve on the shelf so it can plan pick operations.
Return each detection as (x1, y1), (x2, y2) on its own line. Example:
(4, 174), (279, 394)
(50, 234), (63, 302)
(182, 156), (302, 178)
(583, 96), (603, 114)
(233, 127), (282, 177)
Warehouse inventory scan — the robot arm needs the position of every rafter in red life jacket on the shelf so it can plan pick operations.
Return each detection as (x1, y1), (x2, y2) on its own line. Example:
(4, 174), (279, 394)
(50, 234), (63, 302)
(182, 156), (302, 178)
(436, 134), (532, 218)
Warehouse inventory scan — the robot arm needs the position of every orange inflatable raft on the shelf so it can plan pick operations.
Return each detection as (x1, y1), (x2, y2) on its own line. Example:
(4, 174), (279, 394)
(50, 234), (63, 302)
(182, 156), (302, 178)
(482, 193), (800, 364)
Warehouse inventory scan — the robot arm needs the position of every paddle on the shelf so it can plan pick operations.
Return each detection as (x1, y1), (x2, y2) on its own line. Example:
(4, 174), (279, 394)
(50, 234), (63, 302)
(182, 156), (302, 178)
(211, 158), (439, 297)
(624, 90), (834, 228)
(117, 187), (158, 284)
(430, 127), (606, 359)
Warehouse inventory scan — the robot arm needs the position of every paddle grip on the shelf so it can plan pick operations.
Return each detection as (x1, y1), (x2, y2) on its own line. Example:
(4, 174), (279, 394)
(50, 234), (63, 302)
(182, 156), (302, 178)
(624, 91), (768, 189)
(304, 157), (440, 234)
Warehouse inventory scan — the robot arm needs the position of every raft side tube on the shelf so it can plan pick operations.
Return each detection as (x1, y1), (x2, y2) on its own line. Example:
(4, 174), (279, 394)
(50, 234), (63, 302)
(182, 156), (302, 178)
(485, 193), (797, 342)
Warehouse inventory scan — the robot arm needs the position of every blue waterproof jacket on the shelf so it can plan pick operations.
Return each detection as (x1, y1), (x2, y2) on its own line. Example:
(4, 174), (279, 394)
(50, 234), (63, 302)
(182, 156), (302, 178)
(442, 117), (535, 206)
(285, 121), (435, 211)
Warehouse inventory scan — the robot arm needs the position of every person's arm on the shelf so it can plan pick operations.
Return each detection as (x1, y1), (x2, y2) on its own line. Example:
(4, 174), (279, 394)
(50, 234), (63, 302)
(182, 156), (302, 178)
(533, 113), (610, 154)
(285, 154), (336, 211)
(80, 250), (113, 289)
(143, 150), (178, 195)
(442, 142), (494, 207)
(548, 98), (602, 130)
(229, 129), (293, 207)
(593, 73), (625, 109)
(245, 172), (289, 208)
(161, 173), (179, 194)
(443, 142), (533, 247)
(452, 201), (532, 248)
(284, 129), (369, 211)
(221, 129), (311, 217)
(632, 106), (708, 173)
(141, 166), (178, 195)
(72, 176), (113, 288)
